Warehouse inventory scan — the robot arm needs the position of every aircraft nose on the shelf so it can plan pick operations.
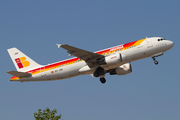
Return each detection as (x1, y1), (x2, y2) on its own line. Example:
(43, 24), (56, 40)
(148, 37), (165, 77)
(166, 40), (174, 49)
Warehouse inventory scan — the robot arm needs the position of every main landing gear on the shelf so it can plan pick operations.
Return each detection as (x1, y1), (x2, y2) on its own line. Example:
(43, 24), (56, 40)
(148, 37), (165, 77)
(93, 67), (106, 84)
(100, 78), (106, 84)
(152, 57), (158, 65)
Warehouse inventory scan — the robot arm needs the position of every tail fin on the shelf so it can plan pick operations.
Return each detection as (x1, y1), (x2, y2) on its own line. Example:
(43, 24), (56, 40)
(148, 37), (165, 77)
(7, 48), (43, 72)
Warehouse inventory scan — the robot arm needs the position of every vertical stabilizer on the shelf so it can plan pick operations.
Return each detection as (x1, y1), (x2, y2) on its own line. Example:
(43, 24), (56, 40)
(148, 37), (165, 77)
(7, 48), (43, 72)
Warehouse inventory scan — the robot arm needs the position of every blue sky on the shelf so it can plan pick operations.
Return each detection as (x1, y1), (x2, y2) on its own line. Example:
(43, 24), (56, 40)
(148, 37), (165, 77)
(1, 0), (180, 120)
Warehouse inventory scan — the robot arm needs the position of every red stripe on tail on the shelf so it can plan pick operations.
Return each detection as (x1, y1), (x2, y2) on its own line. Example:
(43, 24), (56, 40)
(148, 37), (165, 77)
(15, 58), (24, 69)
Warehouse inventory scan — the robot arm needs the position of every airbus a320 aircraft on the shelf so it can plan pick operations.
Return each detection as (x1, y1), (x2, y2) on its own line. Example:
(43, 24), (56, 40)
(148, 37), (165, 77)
(7, 37), (174, 83)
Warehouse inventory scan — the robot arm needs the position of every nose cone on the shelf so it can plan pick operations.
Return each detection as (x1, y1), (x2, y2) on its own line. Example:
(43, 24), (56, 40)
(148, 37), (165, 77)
(166, 40), (174, 49)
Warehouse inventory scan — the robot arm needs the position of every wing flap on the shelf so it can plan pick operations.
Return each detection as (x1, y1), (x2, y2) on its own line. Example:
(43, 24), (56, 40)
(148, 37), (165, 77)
(7, 71), (31, 77)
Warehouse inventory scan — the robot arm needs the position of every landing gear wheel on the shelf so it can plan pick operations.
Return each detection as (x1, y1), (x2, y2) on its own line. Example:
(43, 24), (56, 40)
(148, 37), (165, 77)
(154, 60), (158, 65)
(152, 57), (158, 65)
(93, 72), (99, 77)
(100, 78), (106, 84)
(93, 67), (105, 77)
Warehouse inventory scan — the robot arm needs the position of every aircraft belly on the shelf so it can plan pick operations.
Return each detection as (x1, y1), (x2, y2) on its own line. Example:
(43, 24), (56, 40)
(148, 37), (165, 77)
(125, 48), (143, 61)
(55, 64), (83, 80)
(16, 73), (44, 82)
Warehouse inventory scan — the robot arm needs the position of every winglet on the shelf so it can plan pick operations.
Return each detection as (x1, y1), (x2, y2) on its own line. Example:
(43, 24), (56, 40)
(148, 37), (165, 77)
(56, 44), (62, 48)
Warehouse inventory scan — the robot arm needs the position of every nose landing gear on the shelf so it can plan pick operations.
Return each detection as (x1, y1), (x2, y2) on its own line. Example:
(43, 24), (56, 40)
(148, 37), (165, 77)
(152, 57), (158, 65)
(151, 52), (164, 65)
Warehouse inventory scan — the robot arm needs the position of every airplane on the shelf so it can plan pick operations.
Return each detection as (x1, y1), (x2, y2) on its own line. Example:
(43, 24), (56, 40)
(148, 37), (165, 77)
(7, 37), (174, 84)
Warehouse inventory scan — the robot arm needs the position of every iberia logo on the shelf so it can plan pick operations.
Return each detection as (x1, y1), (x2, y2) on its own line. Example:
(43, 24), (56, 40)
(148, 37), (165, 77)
(15, 57), (30, 69)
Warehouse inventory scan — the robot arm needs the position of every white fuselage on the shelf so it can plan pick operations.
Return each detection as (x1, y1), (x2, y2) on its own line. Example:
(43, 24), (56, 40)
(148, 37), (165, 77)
(10, 37), (174, 82)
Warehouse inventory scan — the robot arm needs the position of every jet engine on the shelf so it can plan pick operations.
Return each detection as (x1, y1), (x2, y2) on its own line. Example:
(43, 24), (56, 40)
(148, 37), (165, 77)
(98, 53), (127, 65)
(110, 63), (132, 75)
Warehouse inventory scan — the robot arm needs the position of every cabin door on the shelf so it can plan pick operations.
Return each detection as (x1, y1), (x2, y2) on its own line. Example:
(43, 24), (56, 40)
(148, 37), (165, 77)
(147, 39), (153, 48)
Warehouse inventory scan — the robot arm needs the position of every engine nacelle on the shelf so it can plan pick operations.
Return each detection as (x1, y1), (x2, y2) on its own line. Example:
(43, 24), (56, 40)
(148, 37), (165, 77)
(98, 53), (126, 65)
(110, 63), (132, 75)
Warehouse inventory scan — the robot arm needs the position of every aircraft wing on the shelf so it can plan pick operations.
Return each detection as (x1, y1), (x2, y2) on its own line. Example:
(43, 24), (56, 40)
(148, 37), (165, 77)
(57, 44), (104, 67)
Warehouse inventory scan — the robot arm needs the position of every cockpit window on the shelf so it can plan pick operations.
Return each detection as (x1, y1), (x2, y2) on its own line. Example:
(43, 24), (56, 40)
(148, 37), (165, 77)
(158, 38), (165, 41)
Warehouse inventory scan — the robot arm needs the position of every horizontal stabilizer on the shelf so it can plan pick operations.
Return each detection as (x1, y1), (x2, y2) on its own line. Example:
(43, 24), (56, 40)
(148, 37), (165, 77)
(7, 71), (31, 77)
